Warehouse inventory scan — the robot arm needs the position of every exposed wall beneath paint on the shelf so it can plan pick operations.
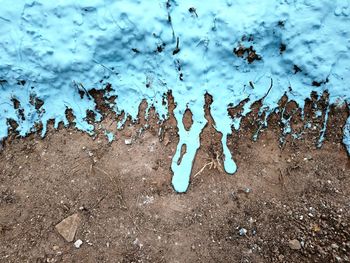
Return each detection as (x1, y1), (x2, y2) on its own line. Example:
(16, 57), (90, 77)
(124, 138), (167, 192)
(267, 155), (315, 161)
(0, 0), (349, 192)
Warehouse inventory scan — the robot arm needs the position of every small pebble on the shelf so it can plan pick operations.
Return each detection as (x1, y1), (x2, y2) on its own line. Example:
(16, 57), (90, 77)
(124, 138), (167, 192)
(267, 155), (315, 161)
(239, 228), (247, 236)
(288, 239), (301, 250)
(331, 243), (339, 249)
(52, 245), (59, 251)
(74, 239), (83, 249)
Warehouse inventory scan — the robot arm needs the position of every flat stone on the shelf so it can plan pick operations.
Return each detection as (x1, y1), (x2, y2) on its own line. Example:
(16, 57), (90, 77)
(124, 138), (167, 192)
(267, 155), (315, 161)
(74, 239), (83, 248)
(124, 138), (132, 145)
(55, 213), (80, 242)
(288, 239), (301, 250)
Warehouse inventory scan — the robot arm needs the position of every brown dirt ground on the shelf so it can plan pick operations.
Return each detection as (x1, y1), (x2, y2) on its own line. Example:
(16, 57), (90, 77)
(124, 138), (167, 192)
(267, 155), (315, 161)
(0, 94), (349, 263)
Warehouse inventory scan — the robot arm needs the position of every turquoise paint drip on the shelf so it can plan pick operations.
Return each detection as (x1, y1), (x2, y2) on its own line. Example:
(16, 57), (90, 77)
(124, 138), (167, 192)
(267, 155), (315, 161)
(171, 99), (207, 192)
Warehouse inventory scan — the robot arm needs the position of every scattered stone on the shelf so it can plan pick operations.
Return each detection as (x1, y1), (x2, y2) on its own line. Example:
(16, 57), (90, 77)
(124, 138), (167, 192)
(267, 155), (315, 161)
(142, 195), (154, 205)
(288, 239), (301, 250)
(133, 238), (143, 249)
(163, 136), (170, 146)
(125, 138), (132, 145)
(239, 228), (247, 236)
(331, 243), (339, 249)
(55, 213), (80, 242)
(52, 245), (59, 251)
(311, 224), (321, 232)
(316, 245), (326, 255)
(335, 255), (342, 262)
(74, 239), (83, 249)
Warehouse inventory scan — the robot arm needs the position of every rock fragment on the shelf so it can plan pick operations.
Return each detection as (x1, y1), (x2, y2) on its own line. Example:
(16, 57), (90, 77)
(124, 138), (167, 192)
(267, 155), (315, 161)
(125, 138), (132, 145)
(288, 239), (301, 250)
(55, 213), (80, 242)
(239, 228), (247, 236)
(74, 239), (83, 248)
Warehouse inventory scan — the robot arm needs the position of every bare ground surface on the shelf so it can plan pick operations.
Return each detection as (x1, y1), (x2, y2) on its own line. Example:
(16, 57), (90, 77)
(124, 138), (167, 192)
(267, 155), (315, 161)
(0, 97), (349, 263)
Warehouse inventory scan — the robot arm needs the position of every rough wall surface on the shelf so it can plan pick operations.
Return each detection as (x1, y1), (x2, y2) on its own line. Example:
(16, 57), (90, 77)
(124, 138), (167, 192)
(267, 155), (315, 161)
(0, 0), (349, 192)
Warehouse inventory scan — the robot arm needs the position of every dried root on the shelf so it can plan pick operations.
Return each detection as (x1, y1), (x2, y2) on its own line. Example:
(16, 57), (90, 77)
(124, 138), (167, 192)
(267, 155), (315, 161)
(193, 151), (224, 178)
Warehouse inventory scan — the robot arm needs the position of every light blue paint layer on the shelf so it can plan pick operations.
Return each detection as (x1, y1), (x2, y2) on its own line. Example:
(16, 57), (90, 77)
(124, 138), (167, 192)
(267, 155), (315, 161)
(0, 0), (349, 192)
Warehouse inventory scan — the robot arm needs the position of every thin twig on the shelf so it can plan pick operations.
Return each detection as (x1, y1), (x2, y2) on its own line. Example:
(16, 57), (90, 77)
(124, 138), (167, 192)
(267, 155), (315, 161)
(193, 151), (224, 178)
(193, 162), (213, 178)
(261, 78), (273, 100)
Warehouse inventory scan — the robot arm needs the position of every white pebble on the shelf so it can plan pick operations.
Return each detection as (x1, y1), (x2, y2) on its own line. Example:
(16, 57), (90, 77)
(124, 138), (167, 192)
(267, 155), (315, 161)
(74, 239), (83, 248)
